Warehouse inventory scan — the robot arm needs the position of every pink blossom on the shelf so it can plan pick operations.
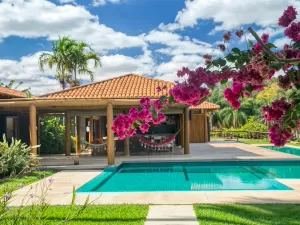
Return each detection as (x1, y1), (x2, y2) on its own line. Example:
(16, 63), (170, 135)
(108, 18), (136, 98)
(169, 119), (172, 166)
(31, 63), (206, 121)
(139, 123), (150, 133)
(139, 97), (151, 108)
(261, 33), (269, 44)
(156, 86), (161, 92)
(154, 99), (164, 111)
(235, 29), (244, 38)
(284, 22), (300, 42)
(218, 44), (226, 51)
(223, 31), (231, 41)
(278, 6), (297, 27)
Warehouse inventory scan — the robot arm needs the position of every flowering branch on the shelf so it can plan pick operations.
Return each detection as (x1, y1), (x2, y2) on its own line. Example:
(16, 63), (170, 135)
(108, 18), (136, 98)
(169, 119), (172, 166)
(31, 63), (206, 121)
(248, 27), (300, 63)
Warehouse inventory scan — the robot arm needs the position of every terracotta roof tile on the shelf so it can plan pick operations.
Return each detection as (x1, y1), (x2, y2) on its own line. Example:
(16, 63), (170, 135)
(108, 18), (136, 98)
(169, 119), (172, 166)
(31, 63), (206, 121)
(0, 87), (27, 99)
(190, 101), (220, 110)
(40, 74), (173, 99)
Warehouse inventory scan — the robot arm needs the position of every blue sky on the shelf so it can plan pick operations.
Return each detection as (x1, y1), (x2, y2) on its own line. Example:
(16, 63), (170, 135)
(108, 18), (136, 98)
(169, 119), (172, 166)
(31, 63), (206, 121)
(0, 0), (298, 95)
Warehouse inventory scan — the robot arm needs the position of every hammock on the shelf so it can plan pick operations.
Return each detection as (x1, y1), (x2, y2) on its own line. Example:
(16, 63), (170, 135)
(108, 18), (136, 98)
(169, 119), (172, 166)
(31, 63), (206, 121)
(136, 127), (182, 151)
(80, 138), (107, 154)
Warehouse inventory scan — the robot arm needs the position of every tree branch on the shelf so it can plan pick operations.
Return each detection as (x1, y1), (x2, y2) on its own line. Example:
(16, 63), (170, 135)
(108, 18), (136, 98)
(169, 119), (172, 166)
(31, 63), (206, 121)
(248, 27), (300, 64)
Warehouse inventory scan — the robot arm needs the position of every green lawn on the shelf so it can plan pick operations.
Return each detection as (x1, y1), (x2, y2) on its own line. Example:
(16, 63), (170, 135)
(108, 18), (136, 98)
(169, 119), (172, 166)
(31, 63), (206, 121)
(0, 170), (55, 195)
(3, 205), (148, 225)
(194, 204), (300, 225)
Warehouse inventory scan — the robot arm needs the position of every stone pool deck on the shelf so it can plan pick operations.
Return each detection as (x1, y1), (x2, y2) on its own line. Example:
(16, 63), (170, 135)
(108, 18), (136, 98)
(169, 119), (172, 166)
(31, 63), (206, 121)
(39, 142), (299, 170)
(9, 142), (300, 206)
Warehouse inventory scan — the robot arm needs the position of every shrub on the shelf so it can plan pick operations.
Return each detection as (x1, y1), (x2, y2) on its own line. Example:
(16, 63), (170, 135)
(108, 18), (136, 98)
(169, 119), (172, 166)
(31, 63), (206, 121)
(0, 135), (39, 178)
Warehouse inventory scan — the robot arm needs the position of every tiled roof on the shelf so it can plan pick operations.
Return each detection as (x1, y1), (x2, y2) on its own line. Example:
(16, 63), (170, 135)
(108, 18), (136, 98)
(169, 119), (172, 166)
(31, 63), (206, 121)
(0, 87), (27, 99)
(190, 101), (220, 110)
(41, 74), (173, 99)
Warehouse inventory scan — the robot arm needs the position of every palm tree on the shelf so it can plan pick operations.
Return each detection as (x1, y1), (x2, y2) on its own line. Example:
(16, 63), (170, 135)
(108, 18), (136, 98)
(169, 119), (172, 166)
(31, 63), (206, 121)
(220, 107), (247, 128)
(0, 79), (32, 97)
(39, 36), (101, 88)
(39, 36), (74, 89)
(68, 41), (101, 86)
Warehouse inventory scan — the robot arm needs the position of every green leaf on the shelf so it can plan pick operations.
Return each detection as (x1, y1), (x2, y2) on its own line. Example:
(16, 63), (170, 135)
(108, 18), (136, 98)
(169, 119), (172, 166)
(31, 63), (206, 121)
(248, 40), (254, 48)
(290, 120), (297, 128)
(266, 43), (277, 49)
(246, 84), (253, 93)
(297, 70), (300, 80)
(270, 63), (284, 70)
(231, 48), (241, 55)
(289, 70), (295, 82)
(221, 79), (228, 85)
(218, 59), (226, 67)
(225, 54), (237, 62)
(150, 106), (158, 119)
(160, 95), (168, 102)
(168, 95), (175, 105)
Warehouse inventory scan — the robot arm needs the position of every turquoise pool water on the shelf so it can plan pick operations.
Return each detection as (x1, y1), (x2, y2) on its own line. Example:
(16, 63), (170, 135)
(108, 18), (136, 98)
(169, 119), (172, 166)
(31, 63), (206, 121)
(260, 145), (300, 156)
(77, 161), (300, 193)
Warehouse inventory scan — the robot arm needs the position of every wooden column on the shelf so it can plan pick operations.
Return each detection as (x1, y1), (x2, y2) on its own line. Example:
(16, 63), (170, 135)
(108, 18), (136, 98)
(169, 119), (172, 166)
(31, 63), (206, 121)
(180, 114), (184, 147)
(76, 116), (81, 155)
(184, 107), (190, 154)
(204, 110), (208, 143)
(98, 117), (103, 139)
(89, 117), (94, 143)
(65, 111), (71, 156)
(37, 114), (41, 155)
(29, 104), (37, 155)
(106, 103), (115, 165)
(124, 137), (130, 156)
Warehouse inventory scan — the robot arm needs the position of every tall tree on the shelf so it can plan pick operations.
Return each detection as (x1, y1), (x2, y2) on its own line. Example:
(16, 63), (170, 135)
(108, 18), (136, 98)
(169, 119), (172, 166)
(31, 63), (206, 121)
(39, 36), (101, 89)
(69, 41), (101, 84)
(220, 107), (247, 128)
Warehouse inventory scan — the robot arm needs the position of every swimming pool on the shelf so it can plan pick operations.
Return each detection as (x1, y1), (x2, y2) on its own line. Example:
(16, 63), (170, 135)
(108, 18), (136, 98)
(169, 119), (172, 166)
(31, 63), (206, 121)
(260, 145), (300, 156)
(77, 161), (300, 193)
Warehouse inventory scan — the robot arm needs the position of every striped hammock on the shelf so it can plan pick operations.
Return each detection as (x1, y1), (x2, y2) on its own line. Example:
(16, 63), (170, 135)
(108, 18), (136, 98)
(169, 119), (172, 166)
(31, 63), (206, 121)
(137, 127), (182, 150)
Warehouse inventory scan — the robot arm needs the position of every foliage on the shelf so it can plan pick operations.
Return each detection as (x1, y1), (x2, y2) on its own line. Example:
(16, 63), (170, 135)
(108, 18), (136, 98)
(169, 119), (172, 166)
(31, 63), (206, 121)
(194, 204), (300, 225)
(0, 80), (32, 98)
(112, 5), (300, 147)
(239, 116), (268, 133)
(39, 36), (101, 89)
(0, 171), (55, 195)
(0, 179), (91, 225)
(0, 135), (39, 178)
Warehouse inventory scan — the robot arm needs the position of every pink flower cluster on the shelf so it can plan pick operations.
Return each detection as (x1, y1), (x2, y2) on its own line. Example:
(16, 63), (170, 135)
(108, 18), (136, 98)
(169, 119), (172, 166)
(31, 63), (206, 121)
(112, 97), (167, 139)
(223, 31), (231, 41)
(252, 33), (269, 55)
(261, 98), (290, 121)
(269, 124), (293, 147)
(224, 82), (245, 109)
(284, 22), (300, 43)
(278, 6), (297, 27)
(218, 44), (226, 51)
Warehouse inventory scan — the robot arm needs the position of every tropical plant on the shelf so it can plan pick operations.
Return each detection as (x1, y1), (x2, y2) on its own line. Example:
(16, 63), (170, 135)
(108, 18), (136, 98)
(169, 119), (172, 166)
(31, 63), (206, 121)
(0, 135), (39, 178)
(0, 80), (32, 98)
(0, 179), (91, 225)
(111, 5), (300, 147)
(69, 41), (101, 84)
(220, 107), (247, 128)
(39, 36), (101, 89)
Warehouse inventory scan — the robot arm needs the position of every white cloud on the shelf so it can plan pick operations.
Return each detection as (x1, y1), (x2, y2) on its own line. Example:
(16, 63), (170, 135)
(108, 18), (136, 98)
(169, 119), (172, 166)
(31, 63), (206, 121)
(155, 54), (205, 81)
(58, 0), (76, 4)
(0, 47), (155, 95)
(0, 52), (61, 95)
(0, 0), (145, 52)
(92, 0), (125, 7)
(274, 37), (290, 49)
(160, 0), (300, 33)
(144, 30), (221, 56)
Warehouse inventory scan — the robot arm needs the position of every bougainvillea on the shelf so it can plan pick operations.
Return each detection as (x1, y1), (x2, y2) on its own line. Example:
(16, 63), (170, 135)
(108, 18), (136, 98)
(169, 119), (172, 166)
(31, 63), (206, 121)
(113, 6), (300, 147)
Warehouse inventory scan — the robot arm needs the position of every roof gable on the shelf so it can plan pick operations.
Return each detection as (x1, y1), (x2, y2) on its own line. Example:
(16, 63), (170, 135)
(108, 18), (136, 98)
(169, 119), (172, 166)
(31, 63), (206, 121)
(0, 87), (27, 99)
(40, 74), (173, 99)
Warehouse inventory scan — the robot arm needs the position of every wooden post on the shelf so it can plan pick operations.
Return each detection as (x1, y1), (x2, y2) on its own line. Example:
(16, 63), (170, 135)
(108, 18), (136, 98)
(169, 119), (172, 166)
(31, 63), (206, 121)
(89, 117), (94, 143)
(76, 116), (81, 155)
(180, 114), (184, 147)
(98, 117), (103, 139)
(204, 110), (208, 143)
(106, 103), (115, 165)
(37, 114), (41, 155)
(65, 111), (71, 156)
(184, 107), (190, 154)
(124, 137), (130, 156)
(29, 104), (37, 155)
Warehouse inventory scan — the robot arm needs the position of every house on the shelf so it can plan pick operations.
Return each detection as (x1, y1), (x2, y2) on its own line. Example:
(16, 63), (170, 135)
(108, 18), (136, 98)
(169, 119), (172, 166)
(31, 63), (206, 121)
(0, 74), (219, 165)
